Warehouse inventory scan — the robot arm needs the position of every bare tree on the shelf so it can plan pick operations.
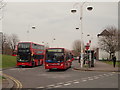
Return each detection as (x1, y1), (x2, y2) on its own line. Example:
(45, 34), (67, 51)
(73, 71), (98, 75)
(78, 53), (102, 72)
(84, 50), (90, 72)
(1, 33), (20, 55)
(98, 26), (119, 59)
(1, 33), (12, 54)
(72, 40), (81, 56)
(8, 34), (20, 53)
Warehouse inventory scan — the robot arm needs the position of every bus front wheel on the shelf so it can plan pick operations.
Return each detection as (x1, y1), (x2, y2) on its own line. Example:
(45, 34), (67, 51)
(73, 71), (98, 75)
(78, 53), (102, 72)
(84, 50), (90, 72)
(49, 69), (52, 71)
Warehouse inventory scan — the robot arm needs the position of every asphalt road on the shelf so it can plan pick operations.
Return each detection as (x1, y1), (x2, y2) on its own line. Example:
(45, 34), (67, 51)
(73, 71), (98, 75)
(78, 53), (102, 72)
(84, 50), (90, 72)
(3, 60), (119, 89)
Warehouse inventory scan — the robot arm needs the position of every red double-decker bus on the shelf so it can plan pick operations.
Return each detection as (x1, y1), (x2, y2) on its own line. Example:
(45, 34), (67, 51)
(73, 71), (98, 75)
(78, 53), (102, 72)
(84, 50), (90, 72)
(44, 48), (74, 70)
(16, 42), (45, 67)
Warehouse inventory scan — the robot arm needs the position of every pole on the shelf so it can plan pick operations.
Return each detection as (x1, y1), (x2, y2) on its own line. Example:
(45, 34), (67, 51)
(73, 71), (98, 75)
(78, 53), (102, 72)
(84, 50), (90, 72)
(80, 2), (85, 68)
(71, 2), (93, 68)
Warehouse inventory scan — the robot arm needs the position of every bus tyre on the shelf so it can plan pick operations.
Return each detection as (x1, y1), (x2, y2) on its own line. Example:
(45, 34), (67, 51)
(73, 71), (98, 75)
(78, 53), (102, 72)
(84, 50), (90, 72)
(49, 69), (52, 71)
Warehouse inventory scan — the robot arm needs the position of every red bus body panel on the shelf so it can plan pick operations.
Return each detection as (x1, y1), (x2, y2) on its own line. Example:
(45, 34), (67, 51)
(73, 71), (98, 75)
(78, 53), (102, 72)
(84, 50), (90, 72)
(17, 62), (32, 66)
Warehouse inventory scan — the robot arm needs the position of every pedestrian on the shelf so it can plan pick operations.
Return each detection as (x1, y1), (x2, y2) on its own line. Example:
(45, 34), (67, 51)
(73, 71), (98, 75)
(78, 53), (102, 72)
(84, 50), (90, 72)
(78, 55), (81, 63)
(112, 55), (116, 68)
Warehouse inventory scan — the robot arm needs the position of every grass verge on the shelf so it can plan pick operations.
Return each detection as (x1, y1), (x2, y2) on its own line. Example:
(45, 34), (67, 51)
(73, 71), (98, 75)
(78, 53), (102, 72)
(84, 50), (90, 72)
(2, 55), (16, 68)
(101, 61), (120, 67)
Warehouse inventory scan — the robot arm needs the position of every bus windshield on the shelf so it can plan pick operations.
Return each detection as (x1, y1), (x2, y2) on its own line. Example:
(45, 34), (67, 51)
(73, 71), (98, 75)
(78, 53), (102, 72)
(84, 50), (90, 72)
(18, 43), (30, 49)
(17, 54), (31, 62)
(46, 49), (64, 62)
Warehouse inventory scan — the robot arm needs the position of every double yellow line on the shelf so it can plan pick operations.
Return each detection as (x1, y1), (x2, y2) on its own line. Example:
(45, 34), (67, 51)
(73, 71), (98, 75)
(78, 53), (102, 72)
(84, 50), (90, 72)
(3, 73), (23, 89)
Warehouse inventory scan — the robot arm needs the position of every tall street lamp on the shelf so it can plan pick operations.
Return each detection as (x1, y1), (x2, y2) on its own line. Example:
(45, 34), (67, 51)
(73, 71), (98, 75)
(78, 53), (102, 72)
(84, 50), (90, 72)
(71, 2), (93, 68)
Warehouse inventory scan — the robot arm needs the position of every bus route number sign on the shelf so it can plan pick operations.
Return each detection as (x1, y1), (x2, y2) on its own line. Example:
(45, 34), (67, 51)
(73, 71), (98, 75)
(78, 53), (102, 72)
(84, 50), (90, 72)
(47, 49), (63, 52)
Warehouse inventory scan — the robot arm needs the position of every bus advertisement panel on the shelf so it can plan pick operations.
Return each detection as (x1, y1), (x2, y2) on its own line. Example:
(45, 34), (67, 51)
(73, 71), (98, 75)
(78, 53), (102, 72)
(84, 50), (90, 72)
(16, 42), (45, 67)
(44, 48), (74, 70)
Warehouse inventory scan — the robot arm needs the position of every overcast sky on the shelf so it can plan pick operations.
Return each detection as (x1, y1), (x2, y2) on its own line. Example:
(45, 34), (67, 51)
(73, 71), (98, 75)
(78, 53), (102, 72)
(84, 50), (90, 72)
(1, 0), (118, 49)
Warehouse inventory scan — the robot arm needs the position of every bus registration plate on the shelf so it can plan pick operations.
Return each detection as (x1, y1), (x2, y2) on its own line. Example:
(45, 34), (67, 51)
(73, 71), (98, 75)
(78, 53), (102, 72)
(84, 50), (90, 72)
(49, 63), (60, 65)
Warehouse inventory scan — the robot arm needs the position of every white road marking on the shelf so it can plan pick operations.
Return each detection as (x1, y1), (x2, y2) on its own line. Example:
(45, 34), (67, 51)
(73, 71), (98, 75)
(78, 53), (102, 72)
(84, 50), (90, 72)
(36, 73), (115, 89)
(53, 85), (62, 88)
(57, 82), (63, 85)
(66, 81), (72, 83)
(64, 83), (71, 86)
(37, 86), (44, 88)
(73, 80), (78, 82)
(47, 84), (55, 87)
(73, 81), (79, 84)
(112, 72), (116, 73)
(94, 77), (99, 79)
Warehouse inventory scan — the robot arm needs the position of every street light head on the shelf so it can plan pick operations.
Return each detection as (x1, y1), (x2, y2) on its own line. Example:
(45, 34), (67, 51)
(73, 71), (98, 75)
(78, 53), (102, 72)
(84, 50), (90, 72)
(71, 9), (77, 13)
(87, 34), (90, 36)
(87, 6), (93, 11)
(32, 26), (36, 29)
(76, 28), (79, 30)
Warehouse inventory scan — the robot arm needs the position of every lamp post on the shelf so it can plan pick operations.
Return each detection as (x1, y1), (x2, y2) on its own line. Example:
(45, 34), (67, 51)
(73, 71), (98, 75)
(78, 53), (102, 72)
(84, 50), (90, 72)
(71, 2), (93, 68)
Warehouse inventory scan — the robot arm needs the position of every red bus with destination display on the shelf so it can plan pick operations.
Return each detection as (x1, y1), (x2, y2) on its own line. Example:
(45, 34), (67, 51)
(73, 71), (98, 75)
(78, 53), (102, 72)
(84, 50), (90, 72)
(44, 48), (74, 70)
(16, 42), (45, 67)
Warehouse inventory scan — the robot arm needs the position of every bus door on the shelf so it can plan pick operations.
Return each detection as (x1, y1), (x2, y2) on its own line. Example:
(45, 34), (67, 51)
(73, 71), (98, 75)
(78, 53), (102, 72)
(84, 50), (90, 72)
(64, 53), (71, 68)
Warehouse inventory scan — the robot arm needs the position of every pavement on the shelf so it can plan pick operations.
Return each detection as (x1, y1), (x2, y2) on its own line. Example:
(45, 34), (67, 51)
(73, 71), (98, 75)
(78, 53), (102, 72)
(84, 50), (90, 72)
(0, 69), (15, 89)
(2, 76), (14, 89)
(73, 60), (119, 72)
(1, 60), (119, 89)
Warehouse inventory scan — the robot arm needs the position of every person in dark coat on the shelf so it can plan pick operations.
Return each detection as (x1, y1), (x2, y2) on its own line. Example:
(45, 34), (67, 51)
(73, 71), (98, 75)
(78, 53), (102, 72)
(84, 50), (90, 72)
(78, 55), (81, 63)
(112, 55), (116, 68)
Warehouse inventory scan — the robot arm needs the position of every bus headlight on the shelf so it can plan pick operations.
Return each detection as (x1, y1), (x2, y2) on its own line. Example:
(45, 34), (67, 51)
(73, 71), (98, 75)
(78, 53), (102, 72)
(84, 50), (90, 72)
(61, 64), (63, 66)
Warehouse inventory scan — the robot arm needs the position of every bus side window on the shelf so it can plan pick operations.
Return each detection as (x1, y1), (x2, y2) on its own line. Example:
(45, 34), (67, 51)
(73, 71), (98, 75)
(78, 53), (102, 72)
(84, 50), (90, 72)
(66, 54), (69, 61)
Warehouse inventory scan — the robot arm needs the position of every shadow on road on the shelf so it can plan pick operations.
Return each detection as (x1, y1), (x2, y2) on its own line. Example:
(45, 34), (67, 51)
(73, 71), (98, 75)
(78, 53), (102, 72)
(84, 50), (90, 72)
(15, 65), (42, 68)
(46, 68), (72, 72)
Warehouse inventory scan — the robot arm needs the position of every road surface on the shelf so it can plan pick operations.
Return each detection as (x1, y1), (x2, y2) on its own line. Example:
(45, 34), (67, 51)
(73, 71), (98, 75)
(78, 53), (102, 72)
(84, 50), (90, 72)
(3, 60), (119, 89)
